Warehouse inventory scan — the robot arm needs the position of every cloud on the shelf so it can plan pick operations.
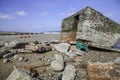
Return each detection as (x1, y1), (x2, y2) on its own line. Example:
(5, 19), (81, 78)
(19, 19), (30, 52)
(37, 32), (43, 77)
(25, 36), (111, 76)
(0, 13), (14, 19)
(40, 11), (48, 16)
(59, 8), (77, 17)
(16, 11), (27, 16)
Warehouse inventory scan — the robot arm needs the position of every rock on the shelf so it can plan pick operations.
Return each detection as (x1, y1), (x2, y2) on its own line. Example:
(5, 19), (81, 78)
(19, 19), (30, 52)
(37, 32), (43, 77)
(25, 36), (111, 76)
(67, 45), (86, 57)
(0, 52), (7, 58)
(0, 47), (11, 58)
(69, 46), (86, 56)
(18, 57), (24, 61)
(17, 49), (32, 53)
(0, 41), (4, 47)
(9, 50), (17, 54)
(7, 67), (34, 80)
(114, 57), (120, 65)
(4, 42), (9, 48)
(28, 41), (36, 45)
(62, 65), (76, 80)
(3, 58), (9, 63)
(87, 62), (120, 80)
(25, 43), (52, 53)
(4, 40), (18, 48)
(54, 43), (70, 53)
(50, 40), (60, 43)
(14, 55), (20, 60)
(15, 42), (28, 48)
(38, 45), (52, 53)
(51, 54), (64, 71)
(25, 45), (39, 52)
(3, 53), (14, 58)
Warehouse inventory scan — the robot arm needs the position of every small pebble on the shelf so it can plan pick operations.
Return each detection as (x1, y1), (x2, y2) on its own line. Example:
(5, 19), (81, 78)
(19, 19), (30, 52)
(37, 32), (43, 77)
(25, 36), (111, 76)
(3, 59), (9, 63)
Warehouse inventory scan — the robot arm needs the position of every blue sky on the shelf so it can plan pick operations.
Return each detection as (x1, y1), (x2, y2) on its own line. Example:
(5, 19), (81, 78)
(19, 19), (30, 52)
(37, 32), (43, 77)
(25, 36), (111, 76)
(0, 0), (120, 32)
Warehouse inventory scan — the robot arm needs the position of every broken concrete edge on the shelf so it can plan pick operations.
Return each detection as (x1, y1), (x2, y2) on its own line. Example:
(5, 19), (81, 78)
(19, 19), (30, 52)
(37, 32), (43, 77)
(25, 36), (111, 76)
(87, 61), (120, 80)
(57, 40), (120, 53)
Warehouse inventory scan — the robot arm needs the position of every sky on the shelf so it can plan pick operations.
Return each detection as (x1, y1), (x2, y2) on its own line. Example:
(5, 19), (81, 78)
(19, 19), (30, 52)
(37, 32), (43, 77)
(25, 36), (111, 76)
(0, 0), (120, 32)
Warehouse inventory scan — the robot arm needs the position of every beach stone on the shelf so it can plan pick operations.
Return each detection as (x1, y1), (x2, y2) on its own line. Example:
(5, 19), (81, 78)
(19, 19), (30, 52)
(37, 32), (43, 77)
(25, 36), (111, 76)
(3, 58), (9, 63)
(51, 54), (64, 71)
(18, 57), (24, 61)
(3, 53), (14, 58)
(25, 43), (52, 53)
(28, 41), (36, 45)
(54, 43), (70, 53)
(0, 52), (7, 58)
(4, 40), (18, 48)
(62, 65), (76, 80)
(0, 41), (4, 47)
(25, 45), (39, 52)
(0, 47), (11, 58)
(7, 67), (33, 80)
(10, 50), (17, 54)
(114, 57), (120, 65)
(14, 55), (20, 60)
(15, 42), (28, 48)
(17, 49), (32, 53)
(38, 45), (52, 52)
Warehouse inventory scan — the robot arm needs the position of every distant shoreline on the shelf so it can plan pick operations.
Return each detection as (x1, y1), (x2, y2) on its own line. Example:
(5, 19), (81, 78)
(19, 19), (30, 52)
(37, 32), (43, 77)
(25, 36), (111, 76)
(0, 31), (61, 35)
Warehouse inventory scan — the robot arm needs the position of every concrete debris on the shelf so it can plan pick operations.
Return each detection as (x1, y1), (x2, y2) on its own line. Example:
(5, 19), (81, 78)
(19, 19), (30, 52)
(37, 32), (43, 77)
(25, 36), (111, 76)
(51, 54), (64, 71)
(87, 62), (120, 80)
(62, 65), (76, 80)
(7, 67), (33, 80)
(53, 43), (71, 53)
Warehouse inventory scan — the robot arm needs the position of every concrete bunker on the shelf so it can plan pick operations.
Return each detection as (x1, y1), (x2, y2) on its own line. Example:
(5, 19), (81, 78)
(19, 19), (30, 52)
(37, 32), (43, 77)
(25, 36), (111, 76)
(60, 15), (79, 42)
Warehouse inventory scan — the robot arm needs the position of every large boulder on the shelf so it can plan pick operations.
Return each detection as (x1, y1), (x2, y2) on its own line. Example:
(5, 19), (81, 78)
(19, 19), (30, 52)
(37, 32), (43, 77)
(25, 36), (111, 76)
(7, 67), (34, 80)
(51, 54), (64, 71)
(53, 43), (70, 53)
(62, 65), (76, 80)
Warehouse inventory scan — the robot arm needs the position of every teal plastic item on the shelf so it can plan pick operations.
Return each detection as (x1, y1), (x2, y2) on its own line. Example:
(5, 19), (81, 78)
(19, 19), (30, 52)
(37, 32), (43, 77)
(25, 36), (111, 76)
(76, 42), (88, 52)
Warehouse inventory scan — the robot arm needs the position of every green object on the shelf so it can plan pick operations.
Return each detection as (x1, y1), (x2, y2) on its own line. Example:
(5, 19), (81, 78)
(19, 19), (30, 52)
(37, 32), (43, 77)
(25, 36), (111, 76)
(76, 42), (88, 52)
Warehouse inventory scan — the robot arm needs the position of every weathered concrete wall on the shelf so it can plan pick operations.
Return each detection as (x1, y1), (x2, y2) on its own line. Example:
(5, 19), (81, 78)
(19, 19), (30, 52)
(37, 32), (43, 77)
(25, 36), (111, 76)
(62, 17), (74, 32)
(61, 7), (120, 48)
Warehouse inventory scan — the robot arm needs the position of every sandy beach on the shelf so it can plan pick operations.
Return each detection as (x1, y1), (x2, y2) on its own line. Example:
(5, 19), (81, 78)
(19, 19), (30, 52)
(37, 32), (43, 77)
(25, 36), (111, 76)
(0, 34), (60, 42)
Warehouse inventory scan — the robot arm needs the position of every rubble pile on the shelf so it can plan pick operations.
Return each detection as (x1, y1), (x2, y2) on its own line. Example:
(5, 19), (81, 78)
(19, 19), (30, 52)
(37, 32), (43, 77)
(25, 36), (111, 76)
(0, 40), (120, 80)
